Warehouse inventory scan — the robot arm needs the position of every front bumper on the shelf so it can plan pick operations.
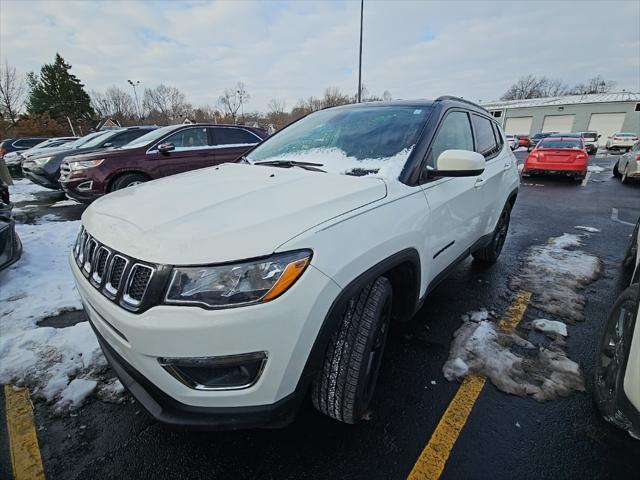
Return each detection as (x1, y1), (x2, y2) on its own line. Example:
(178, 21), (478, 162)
(61, 181), (101, 203)
(22, 166), (60, 189)
(0, 219), (21, 272)
(71, 252), (340, 428)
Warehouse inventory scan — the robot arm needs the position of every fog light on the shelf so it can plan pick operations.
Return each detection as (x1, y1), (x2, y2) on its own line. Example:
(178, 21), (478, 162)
(158, 352), (267, 390)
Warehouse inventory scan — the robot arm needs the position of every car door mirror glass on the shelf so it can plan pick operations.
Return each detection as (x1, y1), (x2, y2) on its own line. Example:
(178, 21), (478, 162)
(434, 150), (485, 177)
(157, 143), (175, 153)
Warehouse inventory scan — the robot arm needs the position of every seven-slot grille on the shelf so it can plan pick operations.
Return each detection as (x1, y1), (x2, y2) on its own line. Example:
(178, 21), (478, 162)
(73, 226), (157, 310)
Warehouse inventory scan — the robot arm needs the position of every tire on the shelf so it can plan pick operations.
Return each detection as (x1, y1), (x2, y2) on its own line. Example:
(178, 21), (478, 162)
(613, 160), (622, 178)
(623, 220), (639, 271)
(110, 173), (149, 191)
(312, 277), (393, 424)
(472, 202), (511, 263)
(621, 167), (630, 184)
(594, 284), (640, 439)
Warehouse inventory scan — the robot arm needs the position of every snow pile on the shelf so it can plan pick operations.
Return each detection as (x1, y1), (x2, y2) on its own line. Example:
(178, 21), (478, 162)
(256, 146), (414, 181)
(587, 165), (605, 173)
(574, 226), (600, 233)
(0, 221), (82, 330)
(532, 319), (567, 337)
(8, 179), (50, 203)
(510, 233), (602, 322)
(0, 220), (119, 411)
(443, 315), (584, 401)
(51, 199), (79, 208)
(462, 309), (492, 322)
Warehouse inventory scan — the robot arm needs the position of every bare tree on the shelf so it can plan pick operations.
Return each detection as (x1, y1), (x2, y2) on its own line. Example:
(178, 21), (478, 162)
(500, 75), (547, 100)
(192, 105), (219, 123)
(539, 78), (569, 97)
(218, 82), (250, 124)
(143, 84), (191, 125)
(570, 75), (617, 95)
(0, 61), (25, 125)
(91, 86), (137, 124)
(266, 98), (288, 130)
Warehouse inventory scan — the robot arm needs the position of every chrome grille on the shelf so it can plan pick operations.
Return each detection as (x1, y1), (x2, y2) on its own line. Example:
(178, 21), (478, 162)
(73, 227), (157, 311)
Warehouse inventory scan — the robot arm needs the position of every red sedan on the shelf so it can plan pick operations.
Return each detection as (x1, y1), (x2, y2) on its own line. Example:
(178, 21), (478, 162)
(522, 136), (588, 181)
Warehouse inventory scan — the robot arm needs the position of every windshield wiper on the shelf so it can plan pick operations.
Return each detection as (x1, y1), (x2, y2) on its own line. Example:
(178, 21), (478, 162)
(253, 160), (326, 172)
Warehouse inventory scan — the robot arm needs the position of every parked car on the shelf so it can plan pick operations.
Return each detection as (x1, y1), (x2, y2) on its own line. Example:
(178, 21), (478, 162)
(505, 135), (519, 150)
(0, 137), (48, 158)
(522, 136), (588, 180)
(70, 97), (519, 429)
(0, 178), (21, 272)
(594, 216), (639, 439)
(579, 131), (600, 155)
(4, 137), (78, 170)
(22, 127), (156, 190)
(613, 141), (640, 184)
(517, 135), (531, 149)
(529, 132), (558, 150)
(606, 133), (639, 152)
(60, 123), (267, 202)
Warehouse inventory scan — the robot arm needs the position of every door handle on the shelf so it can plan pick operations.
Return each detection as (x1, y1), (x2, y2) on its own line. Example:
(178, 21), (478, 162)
(474, 178), (486, 188)
(503, 162), (512, 170)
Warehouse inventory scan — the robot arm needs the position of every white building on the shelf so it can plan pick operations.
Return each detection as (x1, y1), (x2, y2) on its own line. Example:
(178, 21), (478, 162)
(483, 92), (640, 145)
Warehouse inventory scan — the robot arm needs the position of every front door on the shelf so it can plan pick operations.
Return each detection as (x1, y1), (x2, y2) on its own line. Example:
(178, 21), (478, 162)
(154, 127), (214, 177)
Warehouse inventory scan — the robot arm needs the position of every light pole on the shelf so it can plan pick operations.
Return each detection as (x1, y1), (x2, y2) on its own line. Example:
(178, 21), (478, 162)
(357, 0), (364, 103)
(237, 89), (244, 124)
(127, 79), (142, 120)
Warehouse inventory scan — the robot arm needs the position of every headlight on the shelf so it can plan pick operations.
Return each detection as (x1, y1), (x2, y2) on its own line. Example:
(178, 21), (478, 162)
(69, 159), (104, 171)
(33, 156), (53, 166)
(165, 250), (312, 308)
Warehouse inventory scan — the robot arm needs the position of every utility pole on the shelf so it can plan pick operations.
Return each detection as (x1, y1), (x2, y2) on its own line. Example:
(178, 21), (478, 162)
(357, 0), (364, 103)
(128, 79), (142, 120)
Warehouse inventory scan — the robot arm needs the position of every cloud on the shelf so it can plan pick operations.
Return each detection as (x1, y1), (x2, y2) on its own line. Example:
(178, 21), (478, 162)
(1, 0), (638, 111)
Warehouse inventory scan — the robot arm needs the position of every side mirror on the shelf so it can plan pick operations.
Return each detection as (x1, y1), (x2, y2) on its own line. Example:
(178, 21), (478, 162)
(157, 143), (175, 153)
(434, 150), (485, 177)
(102, 142), (113, 148)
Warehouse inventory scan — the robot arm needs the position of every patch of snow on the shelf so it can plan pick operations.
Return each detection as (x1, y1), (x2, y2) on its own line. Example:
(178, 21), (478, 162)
(515, 422), (521, 428)
(51, 199), (79, 208)
(443, 318), (584, 401)
(97, 378), (126, 403)
(587, 165), (605, 173)
(0, 220), (121, 410)
(430, 380), (437, 385)
(573, 226), (600, 233)
(253, 146), (414, 181)
(462, 309), (491, 322)
(532, 319), (568, 337)
(8, 179), (49, 203)
(511, 233), (602, 323)
(37, 213), (63, 224)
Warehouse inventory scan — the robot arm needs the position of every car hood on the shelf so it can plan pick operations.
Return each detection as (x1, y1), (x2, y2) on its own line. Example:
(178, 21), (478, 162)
(64, 148), (126, 163)
(25, 146), (104, 165)
(82, 163), (387, 265)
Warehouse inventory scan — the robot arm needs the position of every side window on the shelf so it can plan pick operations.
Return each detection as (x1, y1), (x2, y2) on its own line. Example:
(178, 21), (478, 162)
(428, 111), (474, 166)
(109, 130), (149, 148)
(163, 128), (208, 149)
(213, 127), (260, 146)
(471, 114), (499, 158)
(491, 122), (504, 151)
(15, 138), (43, 148)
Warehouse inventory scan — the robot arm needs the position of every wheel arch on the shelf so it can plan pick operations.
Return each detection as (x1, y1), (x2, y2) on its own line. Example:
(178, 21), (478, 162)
(107, 170), (151, 192)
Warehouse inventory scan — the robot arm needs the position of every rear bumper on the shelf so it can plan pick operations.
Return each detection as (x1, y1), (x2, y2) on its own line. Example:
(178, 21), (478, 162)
(523, 160), (587, 175)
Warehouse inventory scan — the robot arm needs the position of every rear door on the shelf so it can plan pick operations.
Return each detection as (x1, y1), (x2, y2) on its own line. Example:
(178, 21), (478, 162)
(210, 127), (262, 164)
(420, 110), (484, 281)
(154, 127), (213, 177)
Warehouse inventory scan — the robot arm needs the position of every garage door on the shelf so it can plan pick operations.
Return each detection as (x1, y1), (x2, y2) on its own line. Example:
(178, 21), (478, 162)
(588, 113), (626, 146)
(542, 114), (575, 133)
(504, 117), (533, 135)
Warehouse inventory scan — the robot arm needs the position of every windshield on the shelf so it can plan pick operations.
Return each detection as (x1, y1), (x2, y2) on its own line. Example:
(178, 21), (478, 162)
(78, 130), (121, 149)
(120, 125), (180, 149)
(246, 105), (432, 179)
(67, 131), (110, 149)
(617, 133), (638, 138)
(538, 139), (582, 149)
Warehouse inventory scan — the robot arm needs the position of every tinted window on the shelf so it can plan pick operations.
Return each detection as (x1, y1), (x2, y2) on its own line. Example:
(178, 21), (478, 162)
(110, 130), (150, 147)
(429, 111), (473, 165)
(491, 123), (504, 151)
(163, 127), (208, 149)
(538, 139), (582, 149)
(14, 138), (44, 148)
(472, 115), (498, 158)
(213, 127), (260, 146)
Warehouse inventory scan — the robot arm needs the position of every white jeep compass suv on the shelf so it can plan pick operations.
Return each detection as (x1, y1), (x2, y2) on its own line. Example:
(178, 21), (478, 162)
(71, 97), (519, 429)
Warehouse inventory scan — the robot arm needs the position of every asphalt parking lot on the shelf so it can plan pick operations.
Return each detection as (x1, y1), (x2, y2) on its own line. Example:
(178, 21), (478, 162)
(1, 151), (639, 480)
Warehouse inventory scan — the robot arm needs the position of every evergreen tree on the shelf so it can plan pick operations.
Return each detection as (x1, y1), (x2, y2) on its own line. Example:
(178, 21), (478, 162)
(27, 53), (94, 129)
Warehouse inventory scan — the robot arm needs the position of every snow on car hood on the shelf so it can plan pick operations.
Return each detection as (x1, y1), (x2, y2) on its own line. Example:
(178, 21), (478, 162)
(82, 163), (387, 265)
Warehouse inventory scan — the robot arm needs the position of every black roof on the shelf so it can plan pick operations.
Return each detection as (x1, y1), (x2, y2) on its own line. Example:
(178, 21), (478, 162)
(322, 96), (490, 116)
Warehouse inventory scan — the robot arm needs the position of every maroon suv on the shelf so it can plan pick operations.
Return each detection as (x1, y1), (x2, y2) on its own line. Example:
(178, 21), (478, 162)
(60, 123), (267, 203)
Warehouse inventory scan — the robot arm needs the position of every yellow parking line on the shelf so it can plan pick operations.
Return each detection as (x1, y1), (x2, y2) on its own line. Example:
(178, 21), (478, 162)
(407, 291), (531, 480)
(4, 385), (45, 480)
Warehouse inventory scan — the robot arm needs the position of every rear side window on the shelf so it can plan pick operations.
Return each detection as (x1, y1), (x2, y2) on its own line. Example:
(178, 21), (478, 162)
(491, 123), (504, 151)
(471, 115), (499, 158)
(110, 130), (150, 148)
(429, 111), (474, 165)
(14, 138), (44, 148)
(163, 128), (209, 149)
(213, 128), (260, 146)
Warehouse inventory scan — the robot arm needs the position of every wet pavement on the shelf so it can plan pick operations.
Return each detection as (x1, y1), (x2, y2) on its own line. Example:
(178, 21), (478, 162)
(2, 153), (639, 479)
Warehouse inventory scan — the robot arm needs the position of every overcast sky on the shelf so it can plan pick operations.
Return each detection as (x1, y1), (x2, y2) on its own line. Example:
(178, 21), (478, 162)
(2, 0), (639, 111)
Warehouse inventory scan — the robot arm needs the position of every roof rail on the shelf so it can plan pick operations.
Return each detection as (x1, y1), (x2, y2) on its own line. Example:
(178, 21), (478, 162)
(435, 95), (489, 112)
